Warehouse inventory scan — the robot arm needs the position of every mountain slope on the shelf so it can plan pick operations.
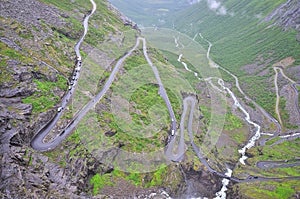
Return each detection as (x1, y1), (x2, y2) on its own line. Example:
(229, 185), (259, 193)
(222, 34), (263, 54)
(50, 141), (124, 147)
(163, 1), (300, 198)
(1, 0), (300, 198)
(263, 0), (300, 34)
(167, 0), (300, 117)
(1, 0), (220, 198)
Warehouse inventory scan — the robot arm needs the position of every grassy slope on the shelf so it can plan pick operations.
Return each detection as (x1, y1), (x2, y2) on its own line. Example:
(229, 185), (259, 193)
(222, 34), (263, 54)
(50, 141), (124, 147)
(4, 0), (159, 195)
(40, 0), (130, 47)
(0, 19), (70, 113)
(26, 0), (184, 196)
(168, 0), (300, 117)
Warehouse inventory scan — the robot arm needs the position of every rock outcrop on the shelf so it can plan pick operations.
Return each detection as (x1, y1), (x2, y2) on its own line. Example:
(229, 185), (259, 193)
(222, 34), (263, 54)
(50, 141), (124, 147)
(263, 0), (300, 42)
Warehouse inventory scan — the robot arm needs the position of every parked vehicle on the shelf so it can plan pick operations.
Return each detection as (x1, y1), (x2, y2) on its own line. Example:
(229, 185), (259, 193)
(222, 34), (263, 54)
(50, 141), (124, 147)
(75, 56), (82, 65)
(171, 129), (175, 136)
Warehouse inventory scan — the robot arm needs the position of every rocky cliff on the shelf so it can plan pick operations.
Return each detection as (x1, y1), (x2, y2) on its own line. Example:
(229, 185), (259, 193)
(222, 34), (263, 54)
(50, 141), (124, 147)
(263, 0), (300, 42)
(0, 0), (127, 197)
(264, 0), (300, 30)
(1, 0), (86, 197)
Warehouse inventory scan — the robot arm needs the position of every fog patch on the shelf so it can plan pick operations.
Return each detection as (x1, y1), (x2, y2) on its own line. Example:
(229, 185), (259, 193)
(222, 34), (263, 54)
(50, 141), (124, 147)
(207, 0), (221, 10)
(217, 6), (227, 15)
(188, 0), (201, 5)
(207, 0), (228, 15)
(188, 0), (233, 16)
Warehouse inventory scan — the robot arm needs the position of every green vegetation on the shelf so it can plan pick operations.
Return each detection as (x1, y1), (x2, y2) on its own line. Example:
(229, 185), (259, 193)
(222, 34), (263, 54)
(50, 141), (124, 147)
(261, 138), (300, 161)
(3, 0), (186, 196)
(170, 0), (300, 119)
(229, 130), (247, 144)
(1, 16), (75, 73)
(1, 48), (23, 60)
(241, 75), (276, 116)
(13, 0), (298, 196)
(96, 110), (167, 153)
(123, 54), (147, 71)
(0, 60), (11, 85)
(90, 165), (168, 195)
(222, 109), (247, 146)
(224, 112), (243, 131)
(130, 84), (168, 127)
(0, 42), (32, 63)
(22, 75), (67, 113)
(40, 0), (74, 11)
(161, 50), (202, 88)
(265, 136), (281, 146)
(234, 137), (300, 179)
(67, 130), (87, 158)
(178, 0), (300, 74)
(279, 97), (298, 129)
(10, 20), (34, 39)
(236, 180), (300, 199)
(90, 173), (114, 195)
(43, 149), (67, 168)
(40, 0), (131, 48)
(125, 172), (143, 186)
(146, 164), (167, 187)
(89, 47), (192, 152)
(198, 105), (211, 136)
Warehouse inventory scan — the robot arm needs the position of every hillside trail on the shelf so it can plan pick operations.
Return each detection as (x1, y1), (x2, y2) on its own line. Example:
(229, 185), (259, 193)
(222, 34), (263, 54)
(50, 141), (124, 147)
(197, 34), (282, 135)
(174, 32), (262, 199)
(273, 65), (296, 128)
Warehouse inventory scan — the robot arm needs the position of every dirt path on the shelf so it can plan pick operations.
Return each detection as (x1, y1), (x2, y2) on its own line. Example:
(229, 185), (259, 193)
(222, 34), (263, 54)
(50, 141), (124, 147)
(274, 67), (283, 126)
(273, 66), (296, 128)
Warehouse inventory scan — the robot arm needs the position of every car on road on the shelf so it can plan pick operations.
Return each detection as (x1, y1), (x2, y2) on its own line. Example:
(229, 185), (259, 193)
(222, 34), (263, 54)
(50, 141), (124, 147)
(57, 107), (63, 112)
(171, 129), (175, 136)
(75, 56), (82, 65)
